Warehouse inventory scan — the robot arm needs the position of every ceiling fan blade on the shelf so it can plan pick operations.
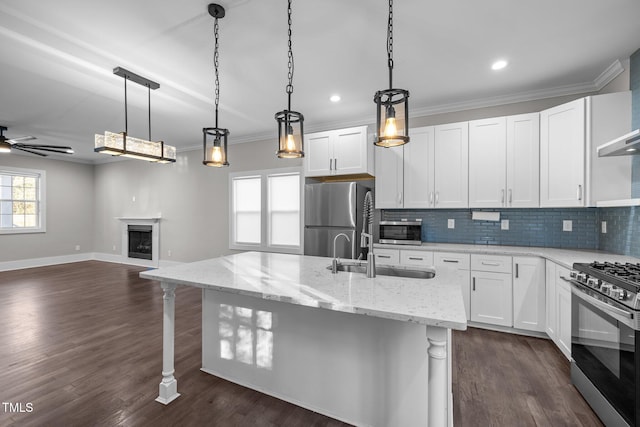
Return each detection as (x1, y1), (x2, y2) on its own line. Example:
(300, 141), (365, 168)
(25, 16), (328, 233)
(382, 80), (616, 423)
(12, 146), (48, 157)
(7, 136), (36, 143)
(14, 144), (73, 154)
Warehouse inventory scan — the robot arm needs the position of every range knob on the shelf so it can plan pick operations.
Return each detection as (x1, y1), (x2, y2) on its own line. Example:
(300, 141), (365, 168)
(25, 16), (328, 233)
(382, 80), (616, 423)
(587, 277), (601, 289)
(600, 284), (612, 295)
(576, 272), (589, 283)
(610, 287), (629, 301)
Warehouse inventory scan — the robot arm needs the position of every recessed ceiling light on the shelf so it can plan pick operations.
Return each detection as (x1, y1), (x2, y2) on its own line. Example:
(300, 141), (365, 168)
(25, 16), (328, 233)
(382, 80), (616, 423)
(330, 95), (341, 103)
(491, 60), (508, 71)
(626, 148), (637, 152)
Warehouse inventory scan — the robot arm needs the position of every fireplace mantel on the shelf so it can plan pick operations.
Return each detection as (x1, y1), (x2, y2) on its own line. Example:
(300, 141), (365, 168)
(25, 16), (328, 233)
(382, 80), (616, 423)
(117, 216), (162, 222)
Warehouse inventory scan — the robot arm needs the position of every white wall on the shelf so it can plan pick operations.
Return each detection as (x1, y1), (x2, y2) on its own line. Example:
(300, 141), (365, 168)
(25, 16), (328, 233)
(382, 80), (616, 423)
(93, 138), (302, 263)
(0, 154), (94, 262)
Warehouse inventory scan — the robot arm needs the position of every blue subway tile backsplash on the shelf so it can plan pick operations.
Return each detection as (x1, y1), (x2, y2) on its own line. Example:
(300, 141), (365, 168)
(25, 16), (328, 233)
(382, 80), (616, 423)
(381, 206), (640, 258)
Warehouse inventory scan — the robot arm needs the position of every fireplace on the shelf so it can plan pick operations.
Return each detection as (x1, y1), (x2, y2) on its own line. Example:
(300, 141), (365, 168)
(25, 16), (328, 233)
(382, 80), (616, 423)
(128, 225), (153, 260)
(118, 216), (161, 268)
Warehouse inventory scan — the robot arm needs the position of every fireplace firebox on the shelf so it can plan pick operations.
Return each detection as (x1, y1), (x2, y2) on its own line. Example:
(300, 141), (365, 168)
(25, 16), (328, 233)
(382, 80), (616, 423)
(128, 225), (153, 260)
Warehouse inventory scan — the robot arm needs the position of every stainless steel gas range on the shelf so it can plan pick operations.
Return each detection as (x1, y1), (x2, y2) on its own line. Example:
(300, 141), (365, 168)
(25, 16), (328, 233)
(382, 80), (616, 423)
(569, 262), (640, 427)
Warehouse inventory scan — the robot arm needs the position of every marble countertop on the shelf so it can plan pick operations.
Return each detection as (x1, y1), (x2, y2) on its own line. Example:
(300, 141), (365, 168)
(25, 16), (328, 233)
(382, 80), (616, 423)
(140, 251), (467, 330)
(374, 242), (640, 269)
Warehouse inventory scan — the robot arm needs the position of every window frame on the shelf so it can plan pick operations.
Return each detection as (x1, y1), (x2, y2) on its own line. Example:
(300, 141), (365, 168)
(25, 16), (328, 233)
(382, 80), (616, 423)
(0, 166), (46, 235)
(229, 167), (303, 254)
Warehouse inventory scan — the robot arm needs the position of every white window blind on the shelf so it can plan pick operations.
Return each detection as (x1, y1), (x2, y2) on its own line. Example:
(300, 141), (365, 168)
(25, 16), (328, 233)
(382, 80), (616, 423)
(230, 168), (302, 253)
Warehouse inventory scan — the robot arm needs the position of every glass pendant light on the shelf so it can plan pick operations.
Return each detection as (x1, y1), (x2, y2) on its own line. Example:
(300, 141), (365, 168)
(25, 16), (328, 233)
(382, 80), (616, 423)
(374, 0), (410, 147)
(275, 0), (304, 158)
(203, 3), (230, 167)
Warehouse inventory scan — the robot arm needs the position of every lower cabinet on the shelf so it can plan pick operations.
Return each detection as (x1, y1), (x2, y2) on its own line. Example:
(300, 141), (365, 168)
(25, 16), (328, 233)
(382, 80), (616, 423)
(470, 254), (513, 327)
(434, 252), (470, 320)
(545, 260), (572, 359)
(373, 248), (400, 266)
(513, 256), (546, 332)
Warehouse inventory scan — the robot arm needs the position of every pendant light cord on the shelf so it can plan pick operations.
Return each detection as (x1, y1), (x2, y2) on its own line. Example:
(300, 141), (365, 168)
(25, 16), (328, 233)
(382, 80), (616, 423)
(214, 15), (220, 128)
(387, 0), (394, 90)
(286, 0), (294, 111)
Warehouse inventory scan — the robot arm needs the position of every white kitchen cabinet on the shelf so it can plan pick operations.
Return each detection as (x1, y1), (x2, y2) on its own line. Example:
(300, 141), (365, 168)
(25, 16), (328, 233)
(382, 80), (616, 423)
(545, 261), (571, 360)
(512, 256), (545, 332)
(304, 126), (372, 177)
(373, 248), (400, 266)
(433, 122), (469, 208)
(470, 254), (512, 327)
(374, 126), (433, 209)
(374, 145), (403, 208)
(400, 249), (434, 267)
(468, 114), (539, 208)
(434, 252), (471, 320)
(540, 92), (632, 207)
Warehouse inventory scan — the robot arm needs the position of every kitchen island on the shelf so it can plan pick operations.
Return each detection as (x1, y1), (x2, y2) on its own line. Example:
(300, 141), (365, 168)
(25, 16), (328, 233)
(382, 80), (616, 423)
(140, 251), (467, 427)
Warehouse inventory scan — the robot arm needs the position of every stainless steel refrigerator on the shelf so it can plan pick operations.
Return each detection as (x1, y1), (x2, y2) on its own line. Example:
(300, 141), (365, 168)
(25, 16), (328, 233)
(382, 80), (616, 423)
(304, 181), (369, 259)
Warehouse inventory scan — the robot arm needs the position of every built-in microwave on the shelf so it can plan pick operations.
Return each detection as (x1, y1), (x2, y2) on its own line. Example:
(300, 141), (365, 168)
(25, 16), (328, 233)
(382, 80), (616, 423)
(379, 220), (422, 245)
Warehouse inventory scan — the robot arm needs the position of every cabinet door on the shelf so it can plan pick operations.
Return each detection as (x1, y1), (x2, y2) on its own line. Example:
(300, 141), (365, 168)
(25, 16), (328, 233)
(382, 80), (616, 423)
(435, 252), (471, 321)
(545, 261), (557, 340)
(404, 126), (434, 208)
(512, 257), (545, 332)
(506, 113), (539, 207)
(373, 248), (400, 266)
(471, 271), (513, 327)
(433, 122), (469, 208)
(304, 131), (332, 177)
(374, 145), (403, 208)
(540, 98), (585, 207)
(468, 117), (506, 208)
(333, 126), (367, 175)
(556, 266), (572, 359)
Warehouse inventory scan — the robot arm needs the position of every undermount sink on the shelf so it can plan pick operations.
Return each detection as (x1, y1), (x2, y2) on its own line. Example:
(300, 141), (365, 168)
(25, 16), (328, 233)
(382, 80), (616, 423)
(328, 263), (435, 279)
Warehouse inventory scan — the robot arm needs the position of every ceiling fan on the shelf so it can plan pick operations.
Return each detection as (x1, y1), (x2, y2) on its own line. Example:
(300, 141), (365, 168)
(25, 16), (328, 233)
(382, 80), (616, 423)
(0, 126), (74, 156)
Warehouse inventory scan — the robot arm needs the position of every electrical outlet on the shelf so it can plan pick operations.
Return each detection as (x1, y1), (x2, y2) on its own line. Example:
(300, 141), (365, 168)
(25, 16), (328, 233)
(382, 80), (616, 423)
(501, 219), (509, 230)
(112, 245), (117, 251)
(563, 220), (572, 232)
(447, 219), (455, 229)
(168, 250), (172, 257)
(75, 245), (80, 251)
(132, 196), (136, 202)
(601, 221), (607, 234)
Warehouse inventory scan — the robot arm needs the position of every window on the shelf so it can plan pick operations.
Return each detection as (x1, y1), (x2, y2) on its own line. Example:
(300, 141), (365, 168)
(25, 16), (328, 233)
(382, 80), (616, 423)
(230, 167), (302, 253)
(0, 167), (46, 234)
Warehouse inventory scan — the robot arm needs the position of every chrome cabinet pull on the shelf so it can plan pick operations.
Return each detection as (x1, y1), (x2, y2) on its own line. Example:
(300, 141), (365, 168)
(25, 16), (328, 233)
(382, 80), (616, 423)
(408, 257), (423, 261)
(577, 184), (583, 201)
(435, 191), (439, 206)
(515, 263), (519, 278)
(472, 277), (476, 291)
(508, 189), (512, 205)
(329, 158), (333, 171)
(398, 192), (403, 206)
(481, 261), (500, 266)
(334, 158), (337, 170)
(429, 191), (434, 206)
(377, 255), (391, 259)
(443, 259), (459, 263)
(501, 189), (505, 205)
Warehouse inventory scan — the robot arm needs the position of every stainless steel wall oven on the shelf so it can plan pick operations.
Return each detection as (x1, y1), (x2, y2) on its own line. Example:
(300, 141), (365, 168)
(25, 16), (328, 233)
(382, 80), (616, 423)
(570, 262), (640, 427)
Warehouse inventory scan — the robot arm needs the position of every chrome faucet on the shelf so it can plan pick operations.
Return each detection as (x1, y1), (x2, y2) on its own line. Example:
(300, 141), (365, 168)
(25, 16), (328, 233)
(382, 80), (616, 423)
(361, 191), (376, 278)
(332, 233), (351, 273)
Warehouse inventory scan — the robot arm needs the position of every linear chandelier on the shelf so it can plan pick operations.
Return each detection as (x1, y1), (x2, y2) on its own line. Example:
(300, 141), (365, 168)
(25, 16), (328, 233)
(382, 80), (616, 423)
(203, 3), (230, 167)
(95, 67), (176, 163)
(374, 0), (410, 147)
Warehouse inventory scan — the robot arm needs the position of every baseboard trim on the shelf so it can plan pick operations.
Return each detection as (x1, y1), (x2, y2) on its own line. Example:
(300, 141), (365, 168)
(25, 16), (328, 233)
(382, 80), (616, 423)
(0, 253), (94, 272)
(0, 253), (184, 272)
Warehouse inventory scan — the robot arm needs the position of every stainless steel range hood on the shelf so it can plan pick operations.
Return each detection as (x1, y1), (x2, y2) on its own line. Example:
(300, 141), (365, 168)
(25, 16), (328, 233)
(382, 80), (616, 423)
(597, 129), (640, 157)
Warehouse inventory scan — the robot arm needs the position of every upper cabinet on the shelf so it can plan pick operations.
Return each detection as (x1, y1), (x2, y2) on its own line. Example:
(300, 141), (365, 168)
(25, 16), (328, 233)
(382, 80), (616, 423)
(304, 126), (373, 177)
(375, 126), (434, 209)
(468, 113), (539, 208)
(433, 122), (469, 208)
(540, 92), (632, 207)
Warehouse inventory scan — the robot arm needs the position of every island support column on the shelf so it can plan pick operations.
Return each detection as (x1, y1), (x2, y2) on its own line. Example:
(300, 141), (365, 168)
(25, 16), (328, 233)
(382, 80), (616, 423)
(427, 326), (448, 427)
(155, 282), (180, 404)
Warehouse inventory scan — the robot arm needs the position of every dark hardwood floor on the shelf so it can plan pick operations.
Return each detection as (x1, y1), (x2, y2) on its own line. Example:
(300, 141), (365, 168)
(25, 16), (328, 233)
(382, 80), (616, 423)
(0, 261), (603, 426)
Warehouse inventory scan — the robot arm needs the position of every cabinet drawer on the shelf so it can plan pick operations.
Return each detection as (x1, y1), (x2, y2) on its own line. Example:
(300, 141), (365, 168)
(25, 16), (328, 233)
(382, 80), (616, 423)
(471, 254), (512, 273)
(434, 252), (470, 270)
(374, 249), (400, 265)
(400, 250), (434, 267)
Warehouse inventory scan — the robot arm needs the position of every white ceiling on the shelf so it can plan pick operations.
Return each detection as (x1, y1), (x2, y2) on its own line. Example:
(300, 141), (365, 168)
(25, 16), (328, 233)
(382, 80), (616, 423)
(1, 0), (639, 163)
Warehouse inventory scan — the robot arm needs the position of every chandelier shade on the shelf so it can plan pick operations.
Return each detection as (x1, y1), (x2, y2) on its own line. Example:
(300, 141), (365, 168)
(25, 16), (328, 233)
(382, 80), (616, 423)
(94, 67), (176, 163)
